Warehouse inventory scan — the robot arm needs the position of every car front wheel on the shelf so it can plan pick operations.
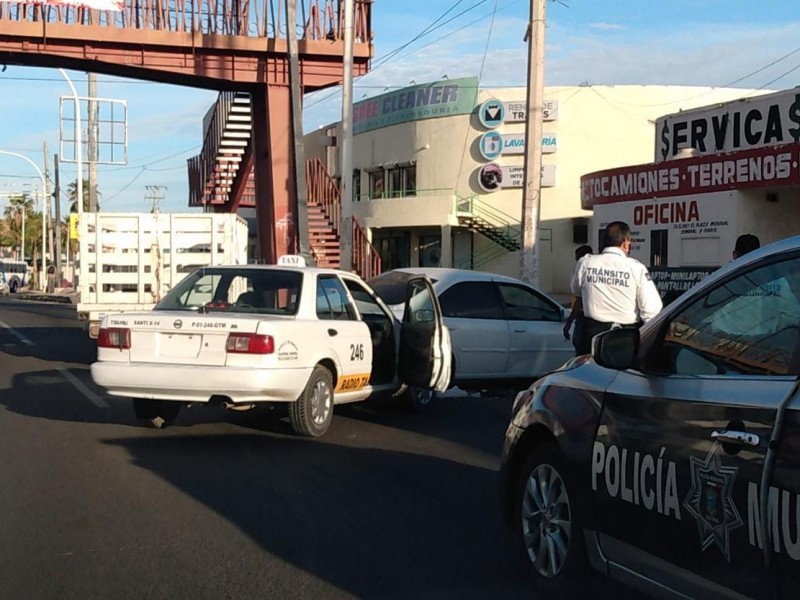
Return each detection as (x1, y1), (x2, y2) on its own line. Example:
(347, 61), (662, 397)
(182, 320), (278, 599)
(514, 445), (593, 596)
(289, 365), (334, 437)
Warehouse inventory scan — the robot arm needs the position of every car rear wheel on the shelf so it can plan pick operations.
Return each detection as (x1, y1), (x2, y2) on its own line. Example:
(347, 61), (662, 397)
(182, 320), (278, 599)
(514, 445), (593, 597)
(133, 399), (181, 429)
(289, 365), (334, 437)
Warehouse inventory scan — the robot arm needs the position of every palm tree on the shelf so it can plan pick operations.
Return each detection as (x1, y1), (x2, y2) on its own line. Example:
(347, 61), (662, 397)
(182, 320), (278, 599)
(67, 178), (100, 213)
(2, 193), (36, 256)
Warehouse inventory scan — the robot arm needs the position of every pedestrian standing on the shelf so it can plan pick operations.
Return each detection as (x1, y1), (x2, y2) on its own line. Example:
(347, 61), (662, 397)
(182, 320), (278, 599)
(570, 221), (663, 355)
(563, 245), (593, 354)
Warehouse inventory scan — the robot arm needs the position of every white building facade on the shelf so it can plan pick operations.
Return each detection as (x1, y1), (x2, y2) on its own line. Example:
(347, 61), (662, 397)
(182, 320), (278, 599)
(305, 78), (763, 295)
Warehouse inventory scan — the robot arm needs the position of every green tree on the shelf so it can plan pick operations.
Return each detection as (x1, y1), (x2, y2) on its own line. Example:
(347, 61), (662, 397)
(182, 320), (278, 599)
(67, 178), (101, 213)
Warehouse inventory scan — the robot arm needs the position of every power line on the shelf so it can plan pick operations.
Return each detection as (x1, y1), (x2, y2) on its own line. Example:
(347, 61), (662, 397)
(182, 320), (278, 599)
(305, 0), (495, 110)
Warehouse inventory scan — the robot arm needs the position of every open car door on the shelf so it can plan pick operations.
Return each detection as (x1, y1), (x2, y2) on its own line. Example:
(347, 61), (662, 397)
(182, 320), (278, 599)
(398, 276), (452, 393)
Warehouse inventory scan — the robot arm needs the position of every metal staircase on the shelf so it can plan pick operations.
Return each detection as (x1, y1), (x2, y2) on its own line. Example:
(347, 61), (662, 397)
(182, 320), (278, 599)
(306, 159), (382, 279)
(455, 195), (521, 251)
(188, 92), (254, 208)
(187, 97), (380, 278)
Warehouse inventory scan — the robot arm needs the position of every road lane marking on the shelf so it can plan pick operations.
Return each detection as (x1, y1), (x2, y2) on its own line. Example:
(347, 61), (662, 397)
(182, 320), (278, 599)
(58, 368), (110, 409)
(0, 319), (34, 346)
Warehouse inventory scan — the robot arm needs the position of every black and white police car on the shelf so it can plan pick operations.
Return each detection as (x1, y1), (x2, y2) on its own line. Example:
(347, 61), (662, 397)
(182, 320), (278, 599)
(500, 236), (800, 599)
(91, 256), (451, 436)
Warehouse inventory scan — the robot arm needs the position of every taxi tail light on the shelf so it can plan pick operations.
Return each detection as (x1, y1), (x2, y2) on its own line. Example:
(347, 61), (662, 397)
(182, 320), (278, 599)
(226, 333), (274, 354)
(97, 327), (131, 349)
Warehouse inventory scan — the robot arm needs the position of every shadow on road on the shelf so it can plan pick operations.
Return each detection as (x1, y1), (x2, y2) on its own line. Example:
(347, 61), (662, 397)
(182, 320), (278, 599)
(103, 432), (533, 599)
(0, 326), (96, 364)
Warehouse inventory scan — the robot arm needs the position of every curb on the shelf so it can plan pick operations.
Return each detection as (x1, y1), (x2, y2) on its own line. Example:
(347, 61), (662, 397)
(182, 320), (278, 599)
(14, 292), (78, 305)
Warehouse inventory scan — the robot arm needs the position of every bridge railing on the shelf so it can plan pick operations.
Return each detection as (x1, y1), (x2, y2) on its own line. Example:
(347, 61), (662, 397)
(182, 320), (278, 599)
(0, 0), (372, 41)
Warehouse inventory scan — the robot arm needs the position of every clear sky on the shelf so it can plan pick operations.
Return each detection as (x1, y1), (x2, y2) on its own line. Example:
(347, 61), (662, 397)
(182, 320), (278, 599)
(0, 0), (797, 213)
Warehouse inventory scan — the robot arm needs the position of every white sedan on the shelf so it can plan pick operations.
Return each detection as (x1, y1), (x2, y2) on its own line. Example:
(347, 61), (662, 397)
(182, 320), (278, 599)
(91, 257), (451, 436)
(369, 268), (574, 391)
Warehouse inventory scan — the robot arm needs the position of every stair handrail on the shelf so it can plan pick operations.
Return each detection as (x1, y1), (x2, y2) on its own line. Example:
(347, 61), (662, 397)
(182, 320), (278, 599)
(352, 216), (382, 279)
(306, 158), (341, 233)
(305, 158), (382, 278)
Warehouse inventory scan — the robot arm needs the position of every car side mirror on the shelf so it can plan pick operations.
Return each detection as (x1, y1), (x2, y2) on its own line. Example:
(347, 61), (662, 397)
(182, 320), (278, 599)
(593, 327), (640, 370)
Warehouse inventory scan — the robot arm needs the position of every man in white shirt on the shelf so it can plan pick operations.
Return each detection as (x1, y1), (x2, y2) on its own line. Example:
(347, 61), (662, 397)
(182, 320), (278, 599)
(571, 221), (663, 355)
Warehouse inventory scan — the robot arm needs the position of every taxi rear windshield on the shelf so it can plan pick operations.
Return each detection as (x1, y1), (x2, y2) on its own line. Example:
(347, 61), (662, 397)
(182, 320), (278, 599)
(154, 268), (302, 316)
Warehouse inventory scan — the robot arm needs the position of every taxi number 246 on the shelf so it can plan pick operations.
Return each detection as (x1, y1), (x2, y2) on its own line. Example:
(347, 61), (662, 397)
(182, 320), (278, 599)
(350, 343), (364, 361)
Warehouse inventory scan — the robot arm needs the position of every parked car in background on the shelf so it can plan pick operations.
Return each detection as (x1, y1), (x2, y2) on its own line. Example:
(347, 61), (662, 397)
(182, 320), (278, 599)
(500, 236), (800, 598)
(369, 268), (574, 396)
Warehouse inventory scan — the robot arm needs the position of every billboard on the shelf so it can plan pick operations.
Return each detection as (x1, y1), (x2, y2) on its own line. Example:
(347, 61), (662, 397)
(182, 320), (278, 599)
(353, 77), (479, 134)
(655, 88), (800, 161)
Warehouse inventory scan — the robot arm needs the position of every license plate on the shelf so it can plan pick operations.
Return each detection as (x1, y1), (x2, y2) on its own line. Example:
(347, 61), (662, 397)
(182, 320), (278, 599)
(158, 333), (202, 359)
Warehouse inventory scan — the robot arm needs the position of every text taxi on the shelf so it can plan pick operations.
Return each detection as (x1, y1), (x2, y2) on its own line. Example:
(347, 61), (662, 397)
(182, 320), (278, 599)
(500, 236), (800, 599)
(90, 256), (451, 437)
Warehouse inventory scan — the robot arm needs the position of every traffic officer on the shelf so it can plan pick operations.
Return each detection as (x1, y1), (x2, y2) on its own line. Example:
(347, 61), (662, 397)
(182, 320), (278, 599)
(570, 221), (662, 355)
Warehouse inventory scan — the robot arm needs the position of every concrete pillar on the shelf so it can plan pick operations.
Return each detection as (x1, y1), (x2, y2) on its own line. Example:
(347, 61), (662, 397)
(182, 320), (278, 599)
(251, 85), (296, 263)
(441, 224), (453, 267)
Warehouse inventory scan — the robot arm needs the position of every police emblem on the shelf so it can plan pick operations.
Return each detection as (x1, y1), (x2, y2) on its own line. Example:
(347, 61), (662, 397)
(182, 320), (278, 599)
(683, 443), (743, 561)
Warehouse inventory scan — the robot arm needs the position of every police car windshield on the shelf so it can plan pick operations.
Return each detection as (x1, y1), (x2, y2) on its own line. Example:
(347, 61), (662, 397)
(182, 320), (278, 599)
(368, 271), (438, 306)
(154, 267), (302, 316)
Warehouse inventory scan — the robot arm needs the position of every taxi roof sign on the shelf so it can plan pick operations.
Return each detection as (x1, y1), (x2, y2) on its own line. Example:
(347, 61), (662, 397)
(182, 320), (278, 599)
(277, 255), (308, 267)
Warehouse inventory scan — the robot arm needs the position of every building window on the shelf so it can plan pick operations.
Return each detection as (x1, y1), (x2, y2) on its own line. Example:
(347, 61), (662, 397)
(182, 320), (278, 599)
(369, 170), (385, 199)
(387, 167), (403, 198)
(404, 165), (416, 197)
(651, 229), (668, 267)
(352, 169), (361, 201)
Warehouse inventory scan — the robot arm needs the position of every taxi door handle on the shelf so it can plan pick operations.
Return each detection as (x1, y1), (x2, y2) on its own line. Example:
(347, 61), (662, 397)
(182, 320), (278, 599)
(711, 429), (760, 447)
(327, 328), (338, 337)
(513, 328), (526, 333)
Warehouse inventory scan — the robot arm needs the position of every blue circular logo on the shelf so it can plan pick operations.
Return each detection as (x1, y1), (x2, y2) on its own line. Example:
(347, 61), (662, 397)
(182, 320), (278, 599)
(479, 131), (503, 161)
(478, 99), (505, 129)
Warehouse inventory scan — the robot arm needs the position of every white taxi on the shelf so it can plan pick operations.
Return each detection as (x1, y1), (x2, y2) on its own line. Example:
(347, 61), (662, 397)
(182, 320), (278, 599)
(90, 256), (452, 437)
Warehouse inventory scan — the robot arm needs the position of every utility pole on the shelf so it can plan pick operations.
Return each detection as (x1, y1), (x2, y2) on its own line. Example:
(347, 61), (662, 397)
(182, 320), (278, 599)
(145, 185), (166, 213)
(339, 0), (355, 272)
(43, 141), (53, 271)
(520, 0), (547, 287)
(285, 0), (310, 257)
(54, 153), (63, 277)
(88, 72), (99, 213)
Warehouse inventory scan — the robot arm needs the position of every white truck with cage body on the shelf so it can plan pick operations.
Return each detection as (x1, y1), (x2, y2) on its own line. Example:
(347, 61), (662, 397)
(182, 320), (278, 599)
(76, 212), (248, 337)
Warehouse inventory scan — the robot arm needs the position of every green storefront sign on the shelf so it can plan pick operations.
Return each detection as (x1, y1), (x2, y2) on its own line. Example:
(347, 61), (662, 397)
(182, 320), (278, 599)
(353, 77), (479, 134)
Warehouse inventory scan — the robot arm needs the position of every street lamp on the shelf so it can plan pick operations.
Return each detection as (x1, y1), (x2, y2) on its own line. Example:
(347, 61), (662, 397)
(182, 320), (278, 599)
(0, 150), (48, 290)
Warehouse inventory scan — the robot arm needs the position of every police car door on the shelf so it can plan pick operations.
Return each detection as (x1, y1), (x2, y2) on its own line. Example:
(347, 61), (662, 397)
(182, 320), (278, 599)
(593, 253), (800, 600)
(398, 276), (452, 393)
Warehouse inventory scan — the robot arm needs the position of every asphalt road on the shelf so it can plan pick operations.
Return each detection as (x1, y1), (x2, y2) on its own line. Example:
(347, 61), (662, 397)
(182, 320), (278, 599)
(0, 299), (637, 600)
